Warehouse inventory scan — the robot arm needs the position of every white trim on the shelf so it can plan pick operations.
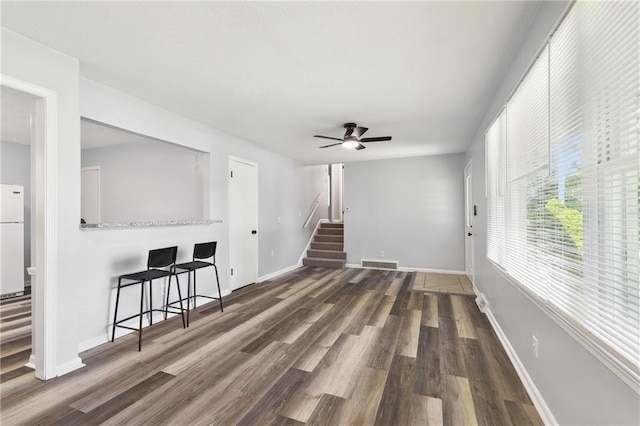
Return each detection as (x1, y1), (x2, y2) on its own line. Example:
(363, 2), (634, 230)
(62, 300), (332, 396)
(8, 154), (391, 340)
(79, 335), (113, 353)
(481, 300), (558, 425)
(489, 260), (640, 393)
(25, 354), (37, 370)
(79, 289), (232, 353)
(228, 156), (259, 291)
(258, 264), (301, 283)
(398, 266), (466, 275)
(1, 76), (59, 380)
(297, 218), (329, 266)
(343, 263), (466, 275)
(56, 357), (85, 377)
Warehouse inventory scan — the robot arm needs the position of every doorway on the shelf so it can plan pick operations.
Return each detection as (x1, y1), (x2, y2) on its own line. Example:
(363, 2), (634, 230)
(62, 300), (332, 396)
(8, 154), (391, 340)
(1, 77), (59, 380)
(229, 157), (258, 290)
(464, 161), (474, 282)
(329, 163), (344, 223)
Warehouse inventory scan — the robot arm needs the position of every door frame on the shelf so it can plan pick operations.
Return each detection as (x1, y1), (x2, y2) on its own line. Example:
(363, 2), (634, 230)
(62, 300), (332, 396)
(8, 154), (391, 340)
(228, 156), (258, 291)
(2, 75), (58, 380)
(464, 160), (475, 283)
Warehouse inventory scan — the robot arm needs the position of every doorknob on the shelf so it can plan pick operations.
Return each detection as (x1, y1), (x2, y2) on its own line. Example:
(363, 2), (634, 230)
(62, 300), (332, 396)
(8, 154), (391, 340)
(251, 230), (257, 235)
(467, 232), (473, 236)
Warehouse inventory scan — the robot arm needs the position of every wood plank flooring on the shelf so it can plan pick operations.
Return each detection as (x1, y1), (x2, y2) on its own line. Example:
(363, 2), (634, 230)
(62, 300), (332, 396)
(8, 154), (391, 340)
(0, 294), (32, 385)
(0, 267), (542, 425)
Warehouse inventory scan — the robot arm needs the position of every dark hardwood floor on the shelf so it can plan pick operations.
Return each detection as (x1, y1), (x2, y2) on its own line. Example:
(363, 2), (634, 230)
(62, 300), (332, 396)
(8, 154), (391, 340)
(0, 267), (542, 425)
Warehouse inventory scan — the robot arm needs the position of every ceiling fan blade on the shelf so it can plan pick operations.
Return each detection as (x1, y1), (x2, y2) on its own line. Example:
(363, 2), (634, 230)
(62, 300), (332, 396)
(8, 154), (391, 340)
(344, 127), (354, 138)
(355, 143), (367, 150)
(353, 126), (369, 139)
(314, 135), (343, 142)
(319, 142), (343, 148)
(360, 136), (392, 142)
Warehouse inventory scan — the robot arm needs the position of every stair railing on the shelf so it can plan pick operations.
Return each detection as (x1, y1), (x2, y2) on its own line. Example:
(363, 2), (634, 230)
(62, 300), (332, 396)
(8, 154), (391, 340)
(303, 192), (322, 229)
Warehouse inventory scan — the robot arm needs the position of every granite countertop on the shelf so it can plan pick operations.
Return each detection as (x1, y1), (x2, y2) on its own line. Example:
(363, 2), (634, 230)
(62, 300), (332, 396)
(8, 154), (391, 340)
(80, 219), (222, 230)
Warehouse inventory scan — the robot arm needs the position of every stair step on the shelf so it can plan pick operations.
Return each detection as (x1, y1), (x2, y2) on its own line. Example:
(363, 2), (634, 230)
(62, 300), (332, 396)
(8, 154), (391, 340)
(315, 235), (344, 243)
(311, 242), (343, 251)
(307, 249), (347, 260)
(303, 257), (345, 268)
(317, 228), (343, 236)
(321, 222), (344, 229)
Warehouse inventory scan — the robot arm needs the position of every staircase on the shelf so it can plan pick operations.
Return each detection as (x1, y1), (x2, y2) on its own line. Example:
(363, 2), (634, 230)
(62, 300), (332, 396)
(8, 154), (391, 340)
(303, 222), (346, 268)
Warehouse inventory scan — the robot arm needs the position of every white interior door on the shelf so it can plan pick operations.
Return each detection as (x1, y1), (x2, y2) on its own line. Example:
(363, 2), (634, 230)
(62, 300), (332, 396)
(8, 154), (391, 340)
(464, 162), (474, 282)
(330, 164), (344, 222)
(229, 157), (258, 290)
(81, 167), (100, 224)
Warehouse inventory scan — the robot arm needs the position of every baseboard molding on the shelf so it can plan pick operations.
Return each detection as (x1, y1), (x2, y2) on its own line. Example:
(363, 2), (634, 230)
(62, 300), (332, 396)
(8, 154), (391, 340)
(398, 266), (466, 275)
(483, 307), (557, 425)
(78, 290), (233, 353)
(258, 264), (301, 283)
(56, 356), (85, 377)
(344, 263), (466, 275)
(79, 334), (111, 353)
(25, 353), (36, 370)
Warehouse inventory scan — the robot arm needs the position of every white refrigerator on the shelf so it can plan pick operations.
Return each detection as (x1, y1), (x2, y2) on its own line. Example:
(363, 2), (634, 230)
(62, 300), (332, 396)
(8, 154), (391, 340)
(1, 184), (25, 296)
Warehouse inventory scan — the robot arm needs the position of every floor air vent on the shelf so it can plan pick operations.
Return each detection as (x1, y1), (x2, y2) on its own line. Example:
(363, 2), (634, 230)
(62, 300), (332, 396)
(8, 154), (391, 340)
(361, 260), (398, 270)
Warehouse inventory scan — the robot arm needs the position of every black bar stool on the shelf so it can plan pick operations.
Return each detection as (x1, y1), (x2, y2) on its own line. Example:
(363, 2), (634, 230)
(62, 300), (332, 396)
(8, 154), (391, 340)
(175, 242), (223, 326)
(111, 246), (186, 351)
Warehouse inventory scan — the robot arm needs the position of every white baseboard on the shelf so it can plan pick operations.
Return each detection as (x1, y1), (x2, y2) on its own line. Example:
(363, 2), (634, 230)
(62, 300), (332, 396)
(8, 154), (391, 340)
(483, 306), (557, 425)
(78, 289), (232, 353)
(398, 266), (466, 275)
(25, 353), (36, 370)
(258, 264), (301, 282)
(56, 356), (85, 376)
(79, 334), (111, 353)
(344, 263), (466, 275)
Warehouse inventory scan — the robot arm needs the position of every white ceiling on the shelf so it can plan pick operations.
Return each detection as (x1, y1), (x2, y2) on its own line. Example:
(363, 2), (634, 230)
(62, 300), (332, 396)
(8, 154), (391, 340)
(1, 1), (540, 165)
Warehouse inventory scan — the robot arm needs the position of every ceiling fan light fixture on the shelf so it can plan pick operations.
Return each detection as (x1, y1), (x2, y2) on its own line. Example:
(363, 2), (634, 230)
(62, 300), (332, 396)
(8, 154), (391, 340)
(342, 140), (359, 149)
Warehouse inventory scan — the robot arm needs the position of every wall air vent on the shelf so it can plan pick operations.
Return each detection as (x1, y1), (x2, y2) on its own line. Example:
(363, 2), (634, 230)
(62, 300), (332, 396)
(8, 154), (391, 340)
(361, 260), (398, 270)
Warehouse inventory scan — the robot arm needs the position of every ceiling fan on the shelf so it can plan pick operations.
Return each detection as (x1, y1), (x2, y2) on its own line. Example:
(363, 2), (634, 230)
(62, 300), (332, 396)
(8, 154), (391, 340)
(314, 123), (392, 150)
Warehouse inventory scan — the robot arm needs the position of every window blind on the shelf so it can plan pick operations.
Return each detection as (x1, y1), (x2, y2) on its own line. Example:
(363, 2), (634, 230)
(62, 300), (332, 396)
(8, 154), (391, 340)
(505, 44), (550, 297)
(486, 0), (639, 385)
(486, 109), (506, 265)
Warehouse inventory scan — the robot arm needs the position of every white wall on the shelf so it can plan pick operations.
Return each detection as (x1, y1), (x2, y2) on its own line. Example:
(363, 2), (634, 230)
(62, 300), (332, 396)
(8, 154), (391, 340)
(81, 140), (209, 223)
(2, 28), (82, 374)
(258, 161), (329, 275)
(2, 28), (327, 371)
(464, 2), (640, 424)
(77, 78), (327, 350)
(344, 154), (464, 272)
(1, 141), (31, 280)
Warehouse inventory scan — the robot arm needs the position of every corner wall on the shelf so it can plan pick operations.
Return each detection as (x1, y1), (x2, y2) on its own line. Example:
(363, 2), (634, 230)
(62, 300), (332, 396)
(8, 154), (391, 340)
(463, 2), (640, 424)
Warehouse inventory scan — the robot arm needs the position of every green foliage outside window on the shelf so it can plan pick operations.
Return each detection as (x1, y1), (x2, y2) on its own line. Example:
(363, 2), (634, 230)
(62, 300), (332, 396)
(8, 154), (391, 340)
(546, 198), (584, 251)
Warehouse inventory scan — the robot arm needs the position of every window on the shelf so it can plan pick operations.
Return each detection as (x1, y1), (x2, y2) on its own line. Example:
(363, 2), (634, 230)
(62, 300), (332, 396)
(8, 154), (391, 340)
(486, 1), (639, 388)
